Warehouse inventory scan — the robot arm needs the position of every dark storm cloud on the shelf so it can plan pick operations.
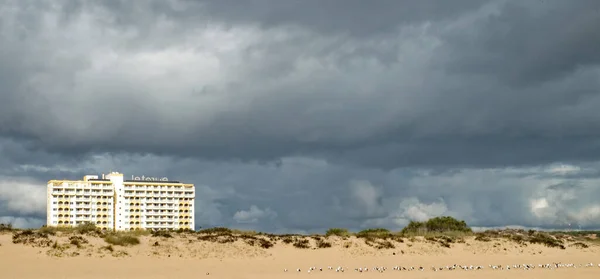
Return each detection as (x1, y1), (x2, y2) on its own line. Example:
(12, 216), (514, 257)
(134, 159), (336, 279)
(193, 0), (491, 37)
(0, 0), (598, 169)
(441, 0), (600, 87)
(1, 0), (600, 231)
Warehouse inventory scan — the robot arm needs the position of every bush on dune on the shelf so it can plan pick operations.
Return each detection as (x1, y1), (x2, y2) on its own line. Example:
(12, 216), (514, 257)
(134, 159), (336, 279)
(104, 233), (140, 246)
(198, 227), (232, 235)
(151, 230), (173, 238)
(75, 222), (103, 236)
(293, 239), (311, 249)
(12, 229), (53, 247)
(316, 239), (332, 248)
(356, 228), (392, 238)
(400, 216), (472, 236)
(325, 228), (350, 237)
(37, 223), (103, 237)
(0, 223), (14, 233)
(528, 232), (565, 249)
(474, 233), (491, 242)
(571, 242), (589, 249)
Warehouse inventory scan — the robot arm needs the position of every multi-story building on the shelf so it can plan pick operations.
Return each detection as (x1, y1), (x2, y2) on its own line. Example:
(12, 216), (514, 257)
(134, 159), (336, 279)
(47, 172), (195, 231)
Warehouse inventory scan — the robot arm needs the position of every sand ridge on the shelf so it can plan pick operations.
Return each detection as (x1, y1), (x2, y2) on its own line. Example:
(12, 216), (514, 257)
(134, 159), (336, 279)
(1, 227), (600, 279)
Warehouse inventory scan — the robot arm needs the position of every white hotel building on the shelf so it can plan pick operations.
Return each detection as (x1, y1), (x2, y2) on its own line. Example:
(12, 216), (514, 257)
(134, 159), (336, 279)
(47, 172), (195, 231)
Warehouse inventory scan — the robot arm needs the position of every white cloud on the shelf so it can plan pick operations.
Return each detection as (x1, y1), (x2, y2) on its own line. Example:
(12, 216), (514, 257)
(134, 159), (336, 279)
(233, 205), (277, 224)
(545, 164), (582, 175)
(398, 198), (449, 222)
(0, 176), (46, 215)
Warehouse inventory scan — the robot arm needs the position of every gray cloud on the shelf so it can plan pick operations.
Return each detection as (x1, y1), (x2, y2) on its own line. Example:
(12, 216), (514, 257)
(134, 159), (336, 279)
(1, 0), (600, 231)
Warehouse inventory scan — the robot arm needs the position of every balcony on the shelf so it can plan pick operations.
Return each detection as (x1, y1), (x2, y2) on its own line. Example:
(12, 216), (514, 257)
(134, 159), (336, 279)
(144, 222), (176, 228)
(146, 211), (177, 216)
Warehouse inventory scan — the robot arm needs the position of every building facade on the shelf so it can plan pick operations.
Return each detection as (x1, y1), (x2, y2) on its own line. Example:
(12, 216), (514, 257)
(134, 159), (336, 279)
(47, 172), (195, 231)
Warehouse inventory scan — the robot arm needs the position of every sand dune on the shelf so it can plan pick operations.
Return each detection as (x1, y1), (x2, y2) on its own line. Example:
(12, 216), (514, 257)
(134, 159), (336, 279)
(1, 228), (599, 279)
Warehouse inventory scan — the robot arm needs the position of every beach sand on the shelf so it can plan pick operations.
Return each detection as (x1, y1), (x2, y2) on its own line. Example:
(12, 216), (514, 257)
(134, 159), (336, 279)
(1, 231), (599, 279)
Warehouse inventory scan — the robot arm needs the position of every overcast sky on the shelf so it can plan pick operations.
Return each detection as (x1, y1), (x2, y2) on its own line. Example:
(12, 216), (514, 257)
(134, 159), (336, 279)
(1, 0), (600, 232)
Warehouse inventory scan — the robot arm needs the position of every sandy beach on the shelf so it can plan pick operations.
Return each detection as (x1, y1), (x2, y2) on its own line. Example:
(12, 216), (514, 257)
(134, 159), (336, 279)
(1, 228), (599, 279)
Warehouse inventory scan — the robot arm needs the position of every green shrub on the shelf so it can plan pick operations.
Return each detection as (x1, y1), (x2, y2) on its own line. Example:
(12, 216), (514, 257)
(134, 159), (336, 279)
(38, 225), (58, 236)
(401, 216), (472, 236)
(104, 234), (140, 246)
(75, 222), (102, 235)
(325, 228), (350, 237)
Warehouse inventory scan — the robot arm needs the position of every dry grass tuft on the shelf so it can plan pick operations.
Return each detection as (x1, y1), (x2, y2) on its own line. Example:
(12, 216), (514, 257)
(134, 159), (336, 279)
(293, 238), (311, 249)
(316, 239), (332, 248)
(12, 230), (53, 247)
(0, 223), (14, 233)
(571, 242), (589, 249)
(69, 235), (88, 248)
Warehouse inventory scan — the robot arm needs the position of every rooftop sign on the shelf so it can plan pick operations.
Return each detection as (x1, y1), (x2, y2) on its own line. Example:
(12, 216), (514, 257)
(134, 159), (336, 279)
(130, 175), (169, 181)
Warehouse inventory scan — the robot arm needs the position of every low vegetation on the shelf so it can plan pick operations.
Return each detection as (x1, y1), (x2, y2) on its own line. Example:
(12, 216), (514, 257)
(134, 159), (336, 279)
(316, 239), (332, 248)
(353, 228), (403, 249)
(474, 229), (572, 249)
(12, 230), (53, 247)
(37, 223), (104, 237)
(69, 235), (88, 248)
(4, 217), (599, 257)
(196, 227), (275, 249)
(528, 232), (565, 249)
(474, 233), (492, 242)
(293, 239), (310, 249)
(400, 216), (472, 236)
(0, 223), (14, 233)
(325, 228), (350, 237)
(571, 242), (589, 249)
(103, 233), (141, 246)
(151, 230), (173, 238)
